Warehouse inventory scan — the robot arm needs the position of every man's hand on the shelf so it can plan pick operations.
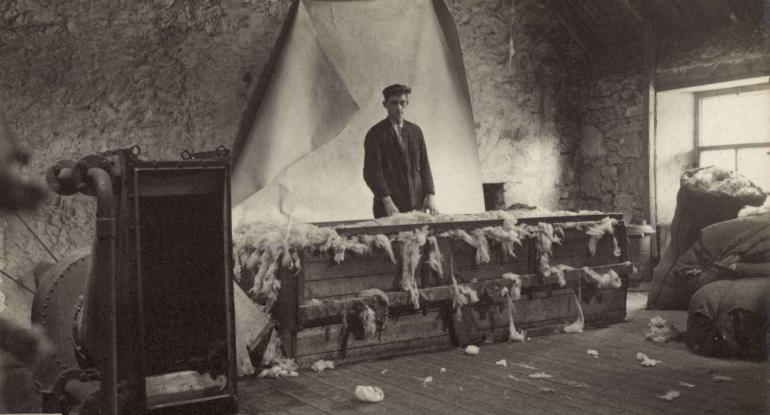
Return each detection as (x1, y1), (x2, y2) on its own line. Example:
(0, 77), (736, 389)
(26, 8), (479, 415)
(424, 194), (439, 215)
(382, 196), (400, 216)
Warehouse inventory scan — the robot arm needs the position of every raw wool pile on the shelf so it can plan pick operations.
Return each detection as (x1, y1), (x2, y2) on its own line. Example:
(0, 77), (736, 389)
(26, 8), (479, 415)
(437, 213), (527, 264)
(339, 210), (520, 229)
(548, 264), (573, 288)
(340, 288), (390, 342)
(258, 329), (299, 378)
(581, 267), (622, 289)
(359, 288), (390, 339)
(359, 288), (390, 308)
(682, 166), (766, 203)
(355, 385), (385, 403)
(426, 235), (445, 281)
(558, 217), (621, 257)
(562, 292), (586, 334)
(636, 352), (661, 367)
(452, 283), (480, 312)
(464, 345), (480, 355)
(737, 205), (770, 218)
(310, 359), (335, 372)
(501, 273), (526, 342)
(583, 217), (621, 257)
(658, 390), (681, 401)
(347, 210), (527, 266)
(449, 257), (480, 317)
(645, 316), (680, 343)
(360, 305), (377, 338)
(480, 224), (528, 259)
(233, 220), (395, 310)
(355, 234), (397, 263)
(528, 222), (564, 285)
(471, 229), (492, 264)
(394, 227), (430, 309)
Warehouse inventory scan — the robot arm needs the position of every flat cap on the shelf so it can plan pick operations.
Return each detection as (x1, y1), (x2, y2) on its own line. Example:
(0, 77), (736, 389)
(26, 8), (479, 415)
(382, 84), (412, 99)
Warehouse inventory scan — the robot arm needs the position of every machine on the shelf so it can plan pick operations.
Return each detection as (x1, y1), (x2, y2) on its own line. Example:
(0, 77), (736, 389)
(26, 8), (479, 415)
(31, 146), (238, 414)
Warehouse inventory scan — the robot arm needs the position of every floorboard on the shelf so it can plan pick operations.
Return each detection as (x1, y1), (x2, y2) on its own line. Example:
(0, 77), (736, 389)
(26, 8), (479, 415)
(239, 307), (767, 414)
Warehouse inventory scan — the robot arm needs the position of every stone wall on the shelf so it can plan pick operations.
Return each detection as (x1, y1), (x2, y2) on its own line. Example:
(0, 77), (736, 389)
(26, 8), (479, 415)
(448, 0), (584, 210)
(575, 70), (648, 222)
(0, 0), (294, 324)
(571, 23), (769, 224)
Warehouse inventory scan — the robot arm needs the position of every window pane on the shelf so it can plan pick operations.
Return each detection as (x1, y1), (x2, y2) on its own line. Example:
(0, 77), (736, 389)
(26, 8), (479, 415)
(700, 87), (770, 146)
(737, 147), (770, 192)
(699, 149), (736, 170)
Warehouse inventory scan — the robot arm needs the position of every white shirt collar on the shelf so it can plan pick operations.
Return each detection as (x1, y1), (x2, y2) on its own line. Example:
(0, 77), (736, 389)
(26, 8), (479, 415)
(389, 118), (404, 130)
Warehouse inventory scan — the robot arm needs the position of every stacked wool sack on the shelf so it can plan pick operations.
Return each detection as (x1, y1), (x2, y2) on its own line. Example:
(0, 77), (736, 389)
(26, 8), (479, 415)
(688, 277), (770, 360)
(651, 211), (770, 310)
(648, 166), (766, 309)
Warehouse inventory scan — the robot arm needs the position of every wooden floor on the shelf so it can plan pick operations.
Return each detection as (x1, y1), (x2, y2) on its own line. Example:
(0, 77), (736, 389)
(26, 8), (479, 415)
(239, 307), (768, 415)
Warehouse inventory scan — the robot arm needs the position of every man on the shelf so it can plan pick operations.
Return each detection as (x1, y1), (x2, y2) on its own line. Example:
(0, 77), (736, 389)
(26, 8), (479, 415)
(363, 84), (439, 218)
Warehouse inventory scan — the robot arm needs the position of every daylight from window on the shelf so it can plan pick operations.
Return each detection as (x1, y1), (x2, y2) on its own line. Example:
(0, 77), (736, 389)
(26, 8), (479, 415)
(698, 86), (770, 191)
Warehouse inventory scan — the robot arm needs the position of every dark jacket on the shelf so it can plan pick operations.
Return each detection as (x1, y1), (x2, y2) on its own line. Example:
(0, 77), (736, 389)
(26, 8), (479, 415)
(363, 118), (435, 218)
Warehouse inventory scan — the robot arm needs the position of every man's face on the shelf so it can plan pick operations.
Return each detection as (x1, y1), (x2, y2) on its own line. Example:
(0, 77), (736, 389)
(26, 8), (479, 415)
(0, 111), (43, 211)
(383, 93), (409, 122)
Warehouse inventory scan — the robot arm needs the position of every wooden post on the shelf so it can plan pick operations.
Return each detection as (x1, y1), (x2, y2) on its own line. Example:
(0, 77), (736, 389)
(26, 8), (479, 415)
(642, 26), (657, 226)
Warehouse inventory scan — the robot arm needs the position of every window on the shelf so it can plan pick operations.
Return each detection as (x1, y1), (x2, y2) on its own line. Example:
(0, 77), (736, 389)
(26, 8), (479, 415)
(696, 83), (770, 192)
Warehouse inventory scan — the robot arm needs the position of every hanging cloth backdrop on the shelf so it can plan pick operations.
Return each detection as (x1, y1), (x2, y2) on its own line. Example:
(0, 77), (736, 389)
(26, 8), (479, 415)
(231, 0), (484, 225)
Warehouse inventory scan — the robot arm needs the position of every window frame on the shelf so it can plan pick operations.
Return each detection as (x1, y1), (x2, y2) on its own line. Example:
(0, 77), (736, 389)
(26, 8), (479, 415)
(694, 83), (770, 170)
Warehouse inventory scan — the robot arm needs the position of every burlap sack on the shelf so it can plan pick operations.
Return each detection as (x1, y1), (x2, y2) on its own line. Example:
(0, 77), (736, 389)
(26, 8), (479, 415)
(687, 278), (769, 360)
(649, 166), (766, 309)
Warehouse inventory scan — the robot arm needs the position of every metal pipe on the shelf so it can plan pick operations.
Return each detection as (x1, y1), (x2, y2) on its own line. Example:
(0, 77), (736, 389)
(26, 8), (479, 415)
(80, 167), (118, 415)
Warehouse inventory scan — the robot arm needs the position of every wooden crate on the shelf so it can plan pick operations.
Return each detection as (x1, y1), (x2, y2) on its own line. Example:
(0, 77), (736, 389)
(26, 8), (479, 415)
(272, 213), (630, 367)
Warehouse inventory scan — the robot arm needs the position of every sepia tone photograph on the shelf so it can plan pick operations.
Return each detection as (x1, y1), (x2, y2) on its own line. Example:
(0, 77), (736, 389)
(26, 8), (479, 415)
(0, 0), (768, 413)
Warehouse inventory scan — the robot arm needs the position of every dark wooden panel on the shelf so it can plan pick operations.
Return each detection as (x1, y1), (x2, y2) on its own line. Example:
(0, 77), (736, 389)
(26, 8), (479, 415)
(453, 261), (532, 283)
(550, 229), (619, 261)
(298, 263), (634, 327)
(445, 237), (530, 269)
(302, 250), (398, 280)
(304, 273), (401, 300)
(295, 310), (449, 356)
(273, 263), (302, 333)
(548, 251), (628, 269)
(580, 275), (629, 325)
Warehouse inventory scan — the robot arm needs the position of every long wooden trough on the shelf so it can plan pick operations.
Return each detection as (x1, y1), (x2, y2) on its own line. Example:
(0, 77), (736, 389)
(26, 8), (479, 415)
(271, 213), (630, 367)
